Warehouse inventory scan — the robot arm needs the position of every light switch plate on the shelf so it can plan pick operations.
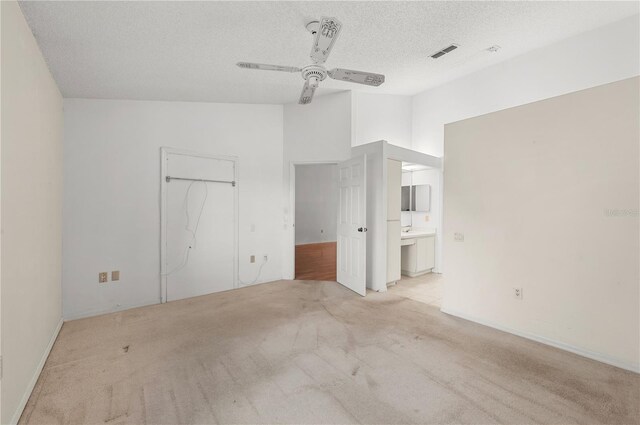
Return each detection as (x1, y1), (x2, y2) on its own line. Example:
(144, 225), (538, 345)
(111, 271), (120, 281)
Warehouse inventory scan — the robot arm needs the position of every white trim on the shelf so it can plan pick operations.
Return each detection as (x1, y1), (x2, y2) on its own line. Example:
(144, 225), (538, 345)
(287, 160), (340, 280)
(441, 307), (640, 374)
(160, 147), (239, 303)
(381, 144), (389, 291)
(401, 269), (434, 278)
(434, 168), (444, 273)
(9, 318), (63, 425)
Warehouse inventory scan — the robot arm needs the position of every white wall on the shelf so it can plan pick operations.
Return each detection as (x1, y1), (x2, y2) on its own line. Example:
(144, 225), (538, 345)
(1, 2), (63, 423)
(295, 164), (338, 245)
(63, 99), (283, 319)
(412, 15), (640, 157)
(443, 77), (640, 371)
(282, 92), (353, 278)
(352, 93), (412, 149)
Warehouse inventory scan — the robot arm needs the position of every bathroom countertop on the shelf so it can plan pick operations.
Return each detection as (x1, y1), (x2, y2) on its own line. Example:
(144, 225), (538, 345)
(400, 228), (436, 239)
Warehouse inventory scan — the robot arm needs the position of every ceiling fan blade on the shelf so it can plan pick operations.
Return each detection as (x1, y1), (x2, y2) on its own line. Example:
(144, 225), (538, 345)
(310, 16), (342, 64)
(298, 80), (316, 105)
(328, 68), (385, 86)
(236, 62), (301, 73)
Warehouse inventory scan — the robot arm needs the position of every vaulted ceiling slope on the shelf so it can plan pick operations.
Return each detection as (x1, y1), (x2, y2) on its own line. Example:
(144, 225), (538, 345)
(20, 1), (639, 105)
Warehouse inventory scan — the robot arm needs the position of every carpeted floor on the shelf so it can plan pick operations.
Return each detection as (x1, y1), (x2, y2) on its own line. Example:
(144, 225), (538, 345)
(20, 280), (639, 424)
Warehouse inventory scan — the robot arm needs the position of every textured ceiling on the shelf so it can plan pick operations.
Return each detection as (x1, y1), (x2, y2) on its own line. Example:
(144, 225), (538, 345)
(19, 1), (639, 105)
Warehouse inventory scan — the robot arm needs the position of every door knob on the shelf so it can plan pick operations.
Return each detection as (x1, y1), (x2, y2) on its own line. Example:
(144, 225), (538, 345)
(357, 227), (368, 232)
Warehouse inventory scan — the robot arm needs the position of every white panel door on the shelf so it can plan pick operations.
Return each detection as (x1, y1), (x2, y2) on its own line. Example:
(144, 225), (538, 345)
(164, 152), (237, 302)
(337, 156), (367, 296)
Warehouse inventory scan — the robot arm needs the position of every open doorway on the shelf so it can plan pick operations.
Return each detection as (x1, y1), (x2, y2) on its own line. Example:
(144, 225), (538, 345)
(392, 161), (443, 307)
(293, 163), (338, 281)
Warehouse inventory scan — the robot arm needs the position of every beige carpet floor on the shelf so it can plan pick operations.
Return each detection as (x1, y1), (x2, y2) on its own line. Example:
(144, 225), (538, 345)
(21, 280), (639, 424)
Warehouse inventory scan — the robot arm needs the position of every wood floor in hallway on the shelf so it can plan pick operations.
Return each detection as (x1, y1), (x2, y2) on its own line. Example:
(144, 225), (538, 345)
(20, 280), (639, 425)
(295, 241), (336, 281)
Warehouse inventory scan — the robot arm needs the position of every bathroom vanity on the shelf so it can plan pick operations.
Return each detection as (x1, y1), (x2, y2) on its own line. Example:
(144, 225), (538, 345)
(401, 228), (436, 277)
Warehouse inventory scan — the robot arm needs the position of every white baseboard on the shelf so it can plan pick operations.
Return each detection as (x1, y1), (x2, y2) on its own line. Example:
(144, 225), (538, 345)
(64, 298), (160, 321)
(10, 318), (64, 425)
(401, 268), (434, 278)
(440, 307), (640, 374)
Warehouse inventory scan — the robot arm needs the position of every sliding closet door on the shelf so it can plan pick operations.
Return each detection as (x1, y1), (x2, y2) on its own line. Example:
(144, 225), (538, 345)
(162, 150), (238, 302)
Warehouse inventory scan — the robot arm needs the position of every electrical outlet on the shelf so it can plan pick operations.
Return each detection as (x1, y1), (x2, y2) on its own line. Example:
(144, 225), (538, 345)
(513, 287), (523, 300)
(99, 272), (108, 283)
(263, 255), (268, 262)
(111, 271), (120, 281)
(454, 232), (465, 242)
(424, 215), (430, 222)
(250, 255), (255, 263)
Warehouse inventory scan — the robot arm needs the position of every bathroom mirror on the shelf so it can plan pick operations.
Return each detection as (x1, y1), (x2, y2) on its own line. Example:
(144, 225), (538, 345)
(411, 184), (431, 212)
(401, 184), (431, 212)
(401, 186), (411, 211)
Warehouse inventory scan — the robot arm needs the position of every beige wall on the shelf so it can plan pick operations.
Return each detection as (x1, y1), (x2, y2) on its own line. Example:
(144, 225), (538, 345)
(443, 77), (639, 371)
(1, 2), (64, 423)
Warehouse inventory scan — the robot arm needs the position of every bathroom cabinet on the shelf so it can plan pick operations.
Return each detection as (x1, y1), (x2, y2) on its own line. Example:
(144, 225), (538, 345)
(401, 232), (435, 277)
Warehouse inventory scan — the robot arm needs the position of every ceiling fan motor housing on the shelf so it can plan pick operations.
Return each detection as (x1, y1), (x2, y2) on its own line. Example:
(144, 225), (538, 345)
(302, 65), (327, 88)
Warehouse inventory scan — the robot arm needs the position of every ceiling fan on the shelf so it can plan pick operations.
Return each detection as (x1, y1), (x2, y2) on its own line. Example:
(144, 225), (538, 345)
(237, 16), (385, 105)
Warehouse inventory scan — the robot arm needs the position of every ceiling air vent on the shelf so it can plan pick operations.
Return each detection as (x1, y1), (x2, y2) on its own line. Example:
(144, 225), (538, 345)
(430, 44), (459, 59)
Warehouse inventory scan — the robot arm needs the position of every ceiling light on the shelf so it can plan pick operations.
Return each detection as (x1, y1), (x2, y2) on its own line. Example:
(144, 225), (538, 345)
(402, 163), (431, 172)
